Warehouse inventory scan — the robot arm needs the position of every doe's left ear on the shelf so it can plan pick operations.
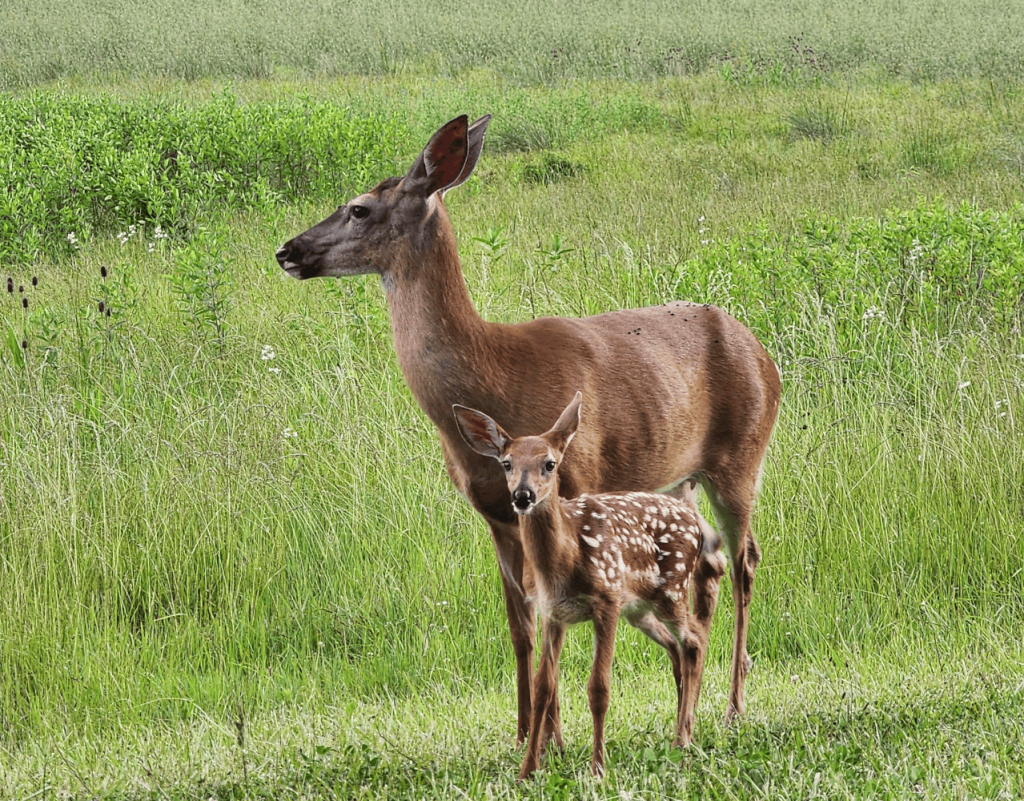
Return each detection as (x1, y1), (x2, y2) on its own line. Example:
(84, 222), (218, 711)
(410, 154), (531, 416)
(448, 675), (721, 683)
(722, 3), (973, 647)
(546, 391), (582, 453)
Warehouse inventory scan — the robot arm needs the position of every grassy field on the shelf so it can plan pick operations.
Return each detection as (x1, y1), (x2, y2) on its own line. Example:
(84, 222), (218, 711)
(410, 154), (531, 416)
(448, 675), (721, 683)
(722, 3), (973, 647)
(4, 0), (1024, 87)
(2, 6), (1024, 798)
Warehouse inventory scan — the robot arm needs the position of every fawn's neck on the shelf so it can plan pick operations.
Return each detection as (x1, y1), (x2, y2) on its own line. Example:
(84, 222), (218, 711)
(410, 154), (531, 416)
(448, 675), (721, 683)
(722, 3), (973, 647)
(518, 495), (580, 584)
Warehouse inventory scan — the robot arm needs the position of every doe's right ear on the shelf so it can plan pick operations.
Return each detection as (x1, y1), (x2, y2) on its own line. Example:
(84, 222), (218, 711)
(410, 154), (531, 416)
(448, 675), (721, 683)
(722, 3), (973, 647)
(453, 404), (510, 459)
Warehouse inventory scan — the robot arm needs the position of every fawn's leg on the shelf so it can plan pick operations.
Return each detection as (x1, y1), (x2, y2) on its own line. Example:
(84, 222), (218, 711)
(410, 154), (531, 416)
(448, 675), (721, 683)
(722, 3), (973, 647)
(630, 612), (684, 713)
(519, 619), (566, 782)
(588, 607), (619, 778)
(489, 521), (538, 745)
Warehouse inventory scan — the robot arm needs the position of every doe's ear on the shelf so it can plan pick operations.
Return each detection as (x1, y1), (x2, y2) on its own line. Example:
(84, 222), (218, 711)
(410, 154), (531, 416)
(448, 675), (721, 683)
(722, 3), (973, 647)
(546, 391), (583, 454)
(453, 404), (510, 460)
(404, 115), (469, 196)
(441, 114), (491, 197)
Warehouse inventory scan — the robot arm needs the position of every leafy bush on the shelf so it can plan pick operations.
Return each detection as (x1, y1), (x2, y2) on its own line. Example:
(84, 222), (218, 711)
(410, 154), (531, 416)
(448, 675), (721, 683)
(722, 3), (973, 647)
(0, 91), (408, 265)
(666, 201), (1024, 352)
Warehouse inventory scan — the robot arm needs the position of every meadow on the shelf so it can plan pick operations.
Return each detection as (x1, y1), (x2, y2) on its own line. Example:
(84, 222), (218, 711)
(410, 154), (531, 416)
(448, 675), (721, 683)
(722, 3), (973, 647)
(2, 4), (1024, 798)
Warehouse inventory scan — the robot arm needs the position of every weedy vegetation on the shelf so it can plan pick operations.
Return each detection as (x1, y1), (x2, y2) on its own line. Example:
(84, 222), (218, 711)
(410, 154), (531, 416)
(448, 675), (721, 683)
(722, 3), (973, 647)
(1, 3), (1024, 799)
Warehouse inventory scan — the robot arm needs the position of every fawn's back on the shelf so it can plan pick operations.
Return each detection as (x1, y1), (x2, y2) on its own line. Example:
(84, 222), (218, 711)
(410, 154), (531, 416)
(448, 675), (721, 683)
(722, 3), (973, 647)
(539, 491), (706, 626)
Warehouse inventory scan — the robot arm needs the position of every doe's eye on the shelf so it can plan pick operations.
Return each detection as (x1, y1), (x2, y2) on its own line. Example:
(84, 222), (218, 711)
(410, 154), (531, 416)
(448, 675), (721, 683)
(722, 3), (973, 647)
(501, 460), (512, 473)
(544, 459), (557, 473)
(350, 205), (370, 219)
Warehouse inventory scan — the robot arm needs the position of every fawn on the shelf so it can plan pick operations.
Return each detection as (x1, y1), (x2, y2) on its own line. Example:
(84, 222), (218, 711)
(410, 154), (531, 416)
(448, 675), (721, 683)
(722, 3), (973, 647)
(454, 391), (728, 781)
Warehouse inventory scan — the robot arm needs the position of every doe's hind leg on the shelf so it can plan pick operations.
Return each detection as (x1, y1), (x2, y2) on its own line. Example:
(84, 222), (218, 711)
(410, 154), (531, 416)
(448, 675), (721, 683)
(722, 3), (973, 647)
(667, 537), (727, 749)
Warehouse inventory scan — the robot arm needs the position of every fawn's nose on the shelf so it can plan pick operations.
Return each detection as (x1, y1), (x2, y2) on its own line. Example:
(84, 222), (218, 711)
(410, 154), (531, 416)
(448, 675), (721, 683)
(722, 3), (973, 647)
(512, 487), (536, 513)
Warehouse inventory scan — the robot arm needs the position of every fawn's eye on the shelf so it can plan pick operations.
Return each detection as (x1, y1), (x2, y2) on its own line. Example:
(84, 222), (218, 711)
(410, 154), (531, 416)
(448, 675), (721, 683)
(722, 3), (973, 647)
(350, 204), (370, 219)
(544, 459), (556, 473)
(501, 460), (512, 473)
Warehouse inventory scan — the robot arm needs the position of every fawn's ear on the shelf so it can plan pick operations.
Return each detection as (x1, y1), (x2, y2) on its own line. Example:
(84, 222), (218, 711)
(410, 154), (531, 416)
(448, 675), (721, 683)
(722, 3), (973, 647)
(453, 404), (510, 459)
(404, 115), (470, 197)
(547, 391), (583, 454)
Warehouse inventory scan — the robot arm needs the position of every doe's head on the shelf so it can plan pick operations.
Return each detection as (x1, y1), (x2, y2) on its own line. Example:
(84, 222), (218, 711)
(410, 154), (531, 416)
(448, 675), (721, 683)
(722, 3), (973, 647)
(453, 392), (582, 515)
(275, 113), (491, 280)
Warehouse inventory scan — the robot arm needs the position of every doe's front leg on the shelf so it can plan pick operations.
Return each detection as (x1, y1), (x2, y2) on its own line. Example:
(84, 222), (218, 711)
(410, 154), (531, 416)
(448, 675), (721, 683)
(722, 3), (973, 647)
(489, 521), (538, 745)
(518, 619), (565, 782)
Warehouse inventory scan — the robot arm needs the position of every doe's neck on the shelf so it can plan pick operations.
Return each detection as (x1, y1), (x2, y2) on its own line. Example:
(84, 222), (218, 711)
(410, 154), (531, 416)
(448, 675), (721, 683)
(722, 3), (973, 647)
(384, 205), (488, 361)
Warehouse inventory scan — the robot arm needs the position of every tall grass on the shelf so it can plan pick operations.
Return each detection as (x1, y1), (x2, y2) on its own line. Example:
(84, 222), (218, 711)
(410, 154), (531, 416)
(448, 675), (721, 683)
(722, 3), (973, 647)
(4, 0), (1024, 87)
(2, 187), (1021, 743)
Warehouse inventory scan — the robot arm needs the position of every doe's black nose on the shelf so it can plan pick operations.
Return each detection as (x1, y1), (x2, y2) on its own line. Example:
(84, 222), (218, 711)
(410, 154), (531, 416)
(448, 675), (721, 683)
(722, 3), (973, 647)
(275, 243), (292, 267)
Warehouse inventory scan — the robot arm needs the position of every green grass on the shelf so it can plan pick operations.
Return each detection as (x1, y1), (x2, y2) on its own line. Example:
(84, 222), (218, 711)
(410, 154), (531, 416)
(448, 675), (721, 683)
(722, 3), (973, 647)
(2, 27), (1024, 800)
(4, 649), (1022, 798)
(4, 0), (1024, 87)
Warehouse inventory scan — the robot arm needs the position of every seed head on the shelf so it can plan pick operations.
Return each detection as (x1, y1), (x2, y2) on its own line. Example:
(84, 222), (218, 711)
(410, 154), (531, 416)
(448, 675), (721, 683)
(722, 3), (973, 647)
(32, 276), (38, 287)
(106, 308), (111, 318)
(21, 340), (27, 350)
(18, 285), (23, 293)
(100, 266), (108, 279)
(22, 297), (28, 309)
(98, 301), (105, 314)
(6, 278), (11, 293)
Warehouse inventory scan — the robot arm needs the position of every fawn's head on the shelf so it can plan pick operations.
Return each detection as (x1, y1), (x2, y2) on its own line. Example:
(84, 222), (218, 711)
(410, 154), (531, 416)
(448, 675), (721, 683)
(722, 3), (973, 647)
(453, 392), (582, 515)
(276, 114), (491, 281)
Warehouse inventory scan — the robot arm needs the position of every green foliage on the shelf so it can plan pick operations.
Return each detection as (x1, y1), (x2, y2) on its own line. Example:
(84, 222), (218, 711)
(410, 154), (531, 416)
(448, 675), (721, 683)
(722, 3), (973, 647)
(0, 92), (407, 264)
(5, 0), (1024, 86)
(672, 202), (1024, 352)
(521, 152), (587, 184)
(786, 102), (851, 142)
(168, 225), (235, 353)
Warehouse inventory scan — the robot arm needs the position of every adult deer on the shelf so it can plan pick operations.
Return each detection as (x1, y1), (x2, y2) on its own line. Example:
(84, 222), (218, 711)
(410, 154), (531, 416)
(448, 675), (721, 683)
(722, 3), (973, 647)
(454, 392), (727, 780)
(276, 114), (780, 743)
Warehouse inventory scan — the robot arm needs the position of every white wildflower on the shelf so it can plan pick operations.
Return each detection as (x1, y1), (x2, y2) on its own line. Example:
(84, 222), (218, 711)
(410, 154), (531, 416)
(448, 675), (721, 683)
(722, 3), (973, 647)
(862, 305), (884, 321)
(268, 367), (281, 375)
(261, 345), (275, 361)
(282, 427), (298, 439)
(907, 238), (924, 265)
(956, 381), (971, 390)
(67, 232), (79, 248)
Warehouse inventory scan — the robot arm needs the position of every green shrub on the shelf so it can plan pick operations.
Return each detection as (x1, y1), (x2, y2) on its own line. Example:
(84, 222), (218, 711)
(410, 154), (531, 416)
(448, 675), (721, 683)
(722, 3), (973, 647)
(0, 92), (407, 265)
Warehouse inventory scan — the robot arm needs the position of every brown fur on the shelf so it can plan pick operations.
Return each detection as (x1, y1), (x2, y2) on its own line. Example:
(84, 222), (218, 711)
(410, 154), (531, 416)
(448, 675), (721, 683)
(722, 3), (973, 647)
(276, 114), (781, 742)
